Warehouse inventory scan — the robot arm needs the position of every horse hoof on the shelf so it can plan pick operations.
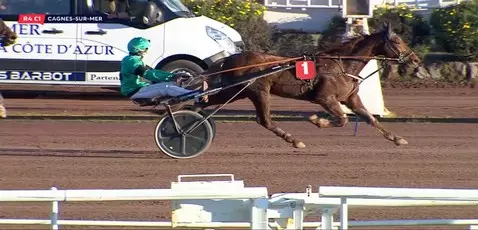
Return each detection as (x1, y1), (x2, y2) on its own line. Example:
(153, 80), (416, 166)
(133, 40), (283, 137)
(309, 115), (330, 128)
(308, 114), (318, 122)
(317, 118), (331, 128)
(293, 141), (306, 148)
(394, 137), (408, 146)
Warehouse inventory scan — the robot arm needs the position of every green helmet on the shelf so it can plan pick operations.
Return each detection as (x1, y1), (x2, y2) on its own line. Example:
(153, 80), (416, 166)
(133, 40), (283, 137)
(127, 37), (150, 54)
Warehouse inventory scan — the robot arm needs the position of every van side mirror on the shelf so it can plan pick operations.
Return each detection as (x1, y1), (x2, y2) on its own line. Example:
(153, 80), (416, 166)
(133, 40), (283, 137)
(142, 2), (163, 26)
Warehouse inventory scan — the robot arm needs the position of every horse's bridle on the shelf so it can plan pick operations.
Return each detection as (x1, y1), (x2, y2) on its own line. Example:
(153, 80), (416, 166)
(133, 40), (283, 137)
(383, 34), (416, 64)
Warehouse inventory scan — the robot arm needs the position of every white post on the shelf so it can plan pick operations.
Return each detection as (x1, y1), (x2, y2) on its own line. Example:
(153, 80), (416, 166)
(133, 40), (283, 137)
(320, 208), (337, 230)
(361, 17), (370, 35)
(50, 187), (59, 230)
(341, 18), (353, 43)
(292, 200), (304, 229)
(340, 198), (348, 230)
(251, 198), (269, 229)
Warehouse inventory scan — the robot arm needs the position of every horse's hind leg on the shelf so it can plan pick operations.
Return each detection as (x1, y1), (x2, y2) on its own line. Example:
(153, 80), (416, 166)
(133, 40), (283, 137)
(309, 95), (349, 128)
(250, 91), (306, 148)
(345, 93), (408, 146)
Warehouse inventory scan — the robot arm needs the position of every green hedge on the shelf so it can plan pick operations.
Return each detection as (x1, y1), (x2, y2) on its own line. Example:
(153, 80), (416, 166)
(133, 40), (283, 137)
(182, 0), (266, 27)
(369, 4), (431, 48)
(319, 4), (432, 59)
(429, 0), (478, 58)
(182, 0), (477, 59)
(369, 4), (433, 60)
(317, 2), (478, 60)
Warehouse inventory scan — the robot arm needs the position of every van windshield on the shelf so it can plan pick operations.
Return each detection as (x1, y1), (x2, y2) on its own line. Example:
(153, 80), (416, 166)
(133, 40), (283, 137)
(160, 0), (194, 17)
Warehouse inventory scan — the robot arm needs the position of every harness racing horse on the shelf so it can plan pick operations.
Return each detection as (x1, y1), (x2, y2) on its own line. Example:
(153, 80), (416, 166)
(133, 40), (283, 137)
(0, 19), (17, 47)
(0, 18), (18, 118)
(192, 22), (421, 149)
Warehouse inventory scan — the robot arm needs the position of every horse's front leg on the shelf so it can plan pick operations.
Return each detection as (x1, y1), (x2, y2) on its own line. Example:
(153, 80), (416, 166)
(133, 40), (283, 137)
(250, 91), (306, 148)
(345, 93), (408, 146)
(309, 95), (349, 128)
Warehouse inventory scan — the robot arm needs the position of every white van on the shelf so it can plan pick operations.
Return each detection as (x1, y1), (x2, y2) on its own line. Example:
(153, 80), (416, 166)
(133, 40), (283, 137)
(0, 0), (244, 87)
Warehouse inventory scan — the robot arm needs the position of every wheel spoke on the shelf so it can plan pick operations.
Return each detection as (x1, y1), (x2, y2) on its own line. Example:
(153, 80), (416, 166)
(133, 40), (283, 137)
(158, 132), (180, 141)
(161, 121), (181, 135)
(183, 120), (202, 134)
(158, 136), (174, 141)
(180, 135), (187, 155)
(186, 134), (206, 142)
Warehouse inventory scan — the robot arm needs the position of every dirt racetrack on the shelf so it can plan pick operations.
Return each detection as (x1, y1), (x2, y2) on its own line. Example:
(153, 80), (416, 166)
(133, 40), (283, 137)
(0, 85), (477, 229)
(0, 84), (477, 118)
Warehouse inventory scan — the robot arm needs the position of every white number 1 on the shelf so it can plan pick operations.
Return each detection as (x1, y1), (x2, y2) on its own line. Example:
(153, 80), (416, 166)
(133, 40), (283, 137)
(301, 62), (309, 75)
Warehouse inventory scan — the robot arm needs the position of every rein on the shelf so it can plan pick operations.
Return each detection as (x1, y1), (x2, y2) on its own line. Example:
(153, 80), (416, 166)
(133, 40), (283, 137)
(200, 56), (304, 77)
(315, 55), (401, 62)
(199, 54), (402, 78)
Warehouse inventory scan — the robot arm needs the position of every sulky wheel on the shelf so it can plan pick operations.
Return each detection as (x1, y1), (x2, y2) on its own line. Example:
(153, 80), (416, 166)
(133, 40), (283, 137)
(181, 105), (216, 140)
(198, 110), (216, 140)
(154, 110), (215, 159)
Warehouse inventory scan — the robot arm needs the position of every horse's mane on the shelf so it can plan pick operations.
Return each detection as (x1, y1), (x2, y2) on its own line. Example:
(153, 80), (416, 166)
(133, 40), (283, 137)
(0, 19), (12, 35)
(0, 19), (7, 33)
(316, 32), (381, 56)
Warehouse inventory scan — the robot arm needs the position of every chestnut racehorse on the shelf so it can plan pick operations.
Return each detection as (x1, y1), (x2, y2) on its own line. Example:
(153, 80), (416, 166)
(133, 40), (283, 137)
(192, 22), (421, 148)
(0, 18), (18, 118)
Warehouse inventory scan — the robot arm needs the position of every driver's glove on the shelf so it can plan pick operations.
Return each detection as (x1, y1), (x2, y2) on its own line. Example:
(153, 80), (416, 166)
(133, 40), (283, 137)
(171, 73), (192, 87)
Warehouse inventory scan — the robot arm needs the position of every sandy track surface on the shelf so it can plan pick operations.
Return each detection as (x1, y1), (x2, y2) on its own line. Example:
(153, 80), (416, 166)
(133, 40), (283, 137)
(1, 119), (478, 229)
(1, 85), (477, 118)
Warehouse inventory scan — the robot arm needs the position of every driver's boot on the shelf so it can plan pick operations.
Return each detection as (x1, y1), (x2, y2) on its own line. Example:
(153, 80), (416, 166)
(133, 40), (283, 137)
(192, 81), (209, 109)
(201, 81), (208, 103)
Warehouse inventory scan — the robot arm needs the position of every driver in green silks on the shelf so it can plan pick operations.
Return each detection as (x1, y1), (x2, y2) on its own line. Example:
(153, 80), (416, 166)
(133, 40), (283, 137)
(120, 37), (208, 103)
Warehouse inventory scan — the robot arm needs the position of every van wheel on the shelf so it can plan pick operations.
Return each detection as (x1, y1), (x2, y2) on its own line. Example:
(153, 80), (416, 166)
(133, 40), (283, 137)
(160, 60), (205, 77)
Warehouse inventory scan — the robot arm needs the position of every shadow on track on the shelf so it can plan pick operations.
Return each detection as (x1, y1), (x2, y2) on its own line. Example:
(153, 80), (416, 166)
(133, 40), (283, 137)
(0, 148), (330, 159)
(0, 148), (173, 159)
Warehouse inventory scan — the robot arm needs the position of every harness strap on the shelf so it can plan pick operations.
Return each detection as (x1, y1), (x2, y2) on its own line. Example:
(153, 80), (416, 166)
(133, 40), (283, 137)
(340, 60), (388, 100)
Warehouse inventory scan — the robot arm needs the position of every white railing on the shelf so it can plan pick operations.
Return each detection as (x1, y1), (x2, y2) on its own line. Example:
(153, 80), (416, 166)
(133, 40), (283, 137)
(1, 174), (478, 229)
(383, 0), (464, 8)
(0, 174), (270, 229)
(265, 0), (340, 8)
(318, 185), (478, 230)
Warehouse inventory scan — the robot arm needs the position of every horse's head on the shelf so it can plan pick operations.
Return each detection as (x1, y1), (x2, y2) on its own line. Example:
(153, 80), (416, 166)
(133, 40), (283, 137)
(376, 22), (421, 70)
(0, 19), (17, 47)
